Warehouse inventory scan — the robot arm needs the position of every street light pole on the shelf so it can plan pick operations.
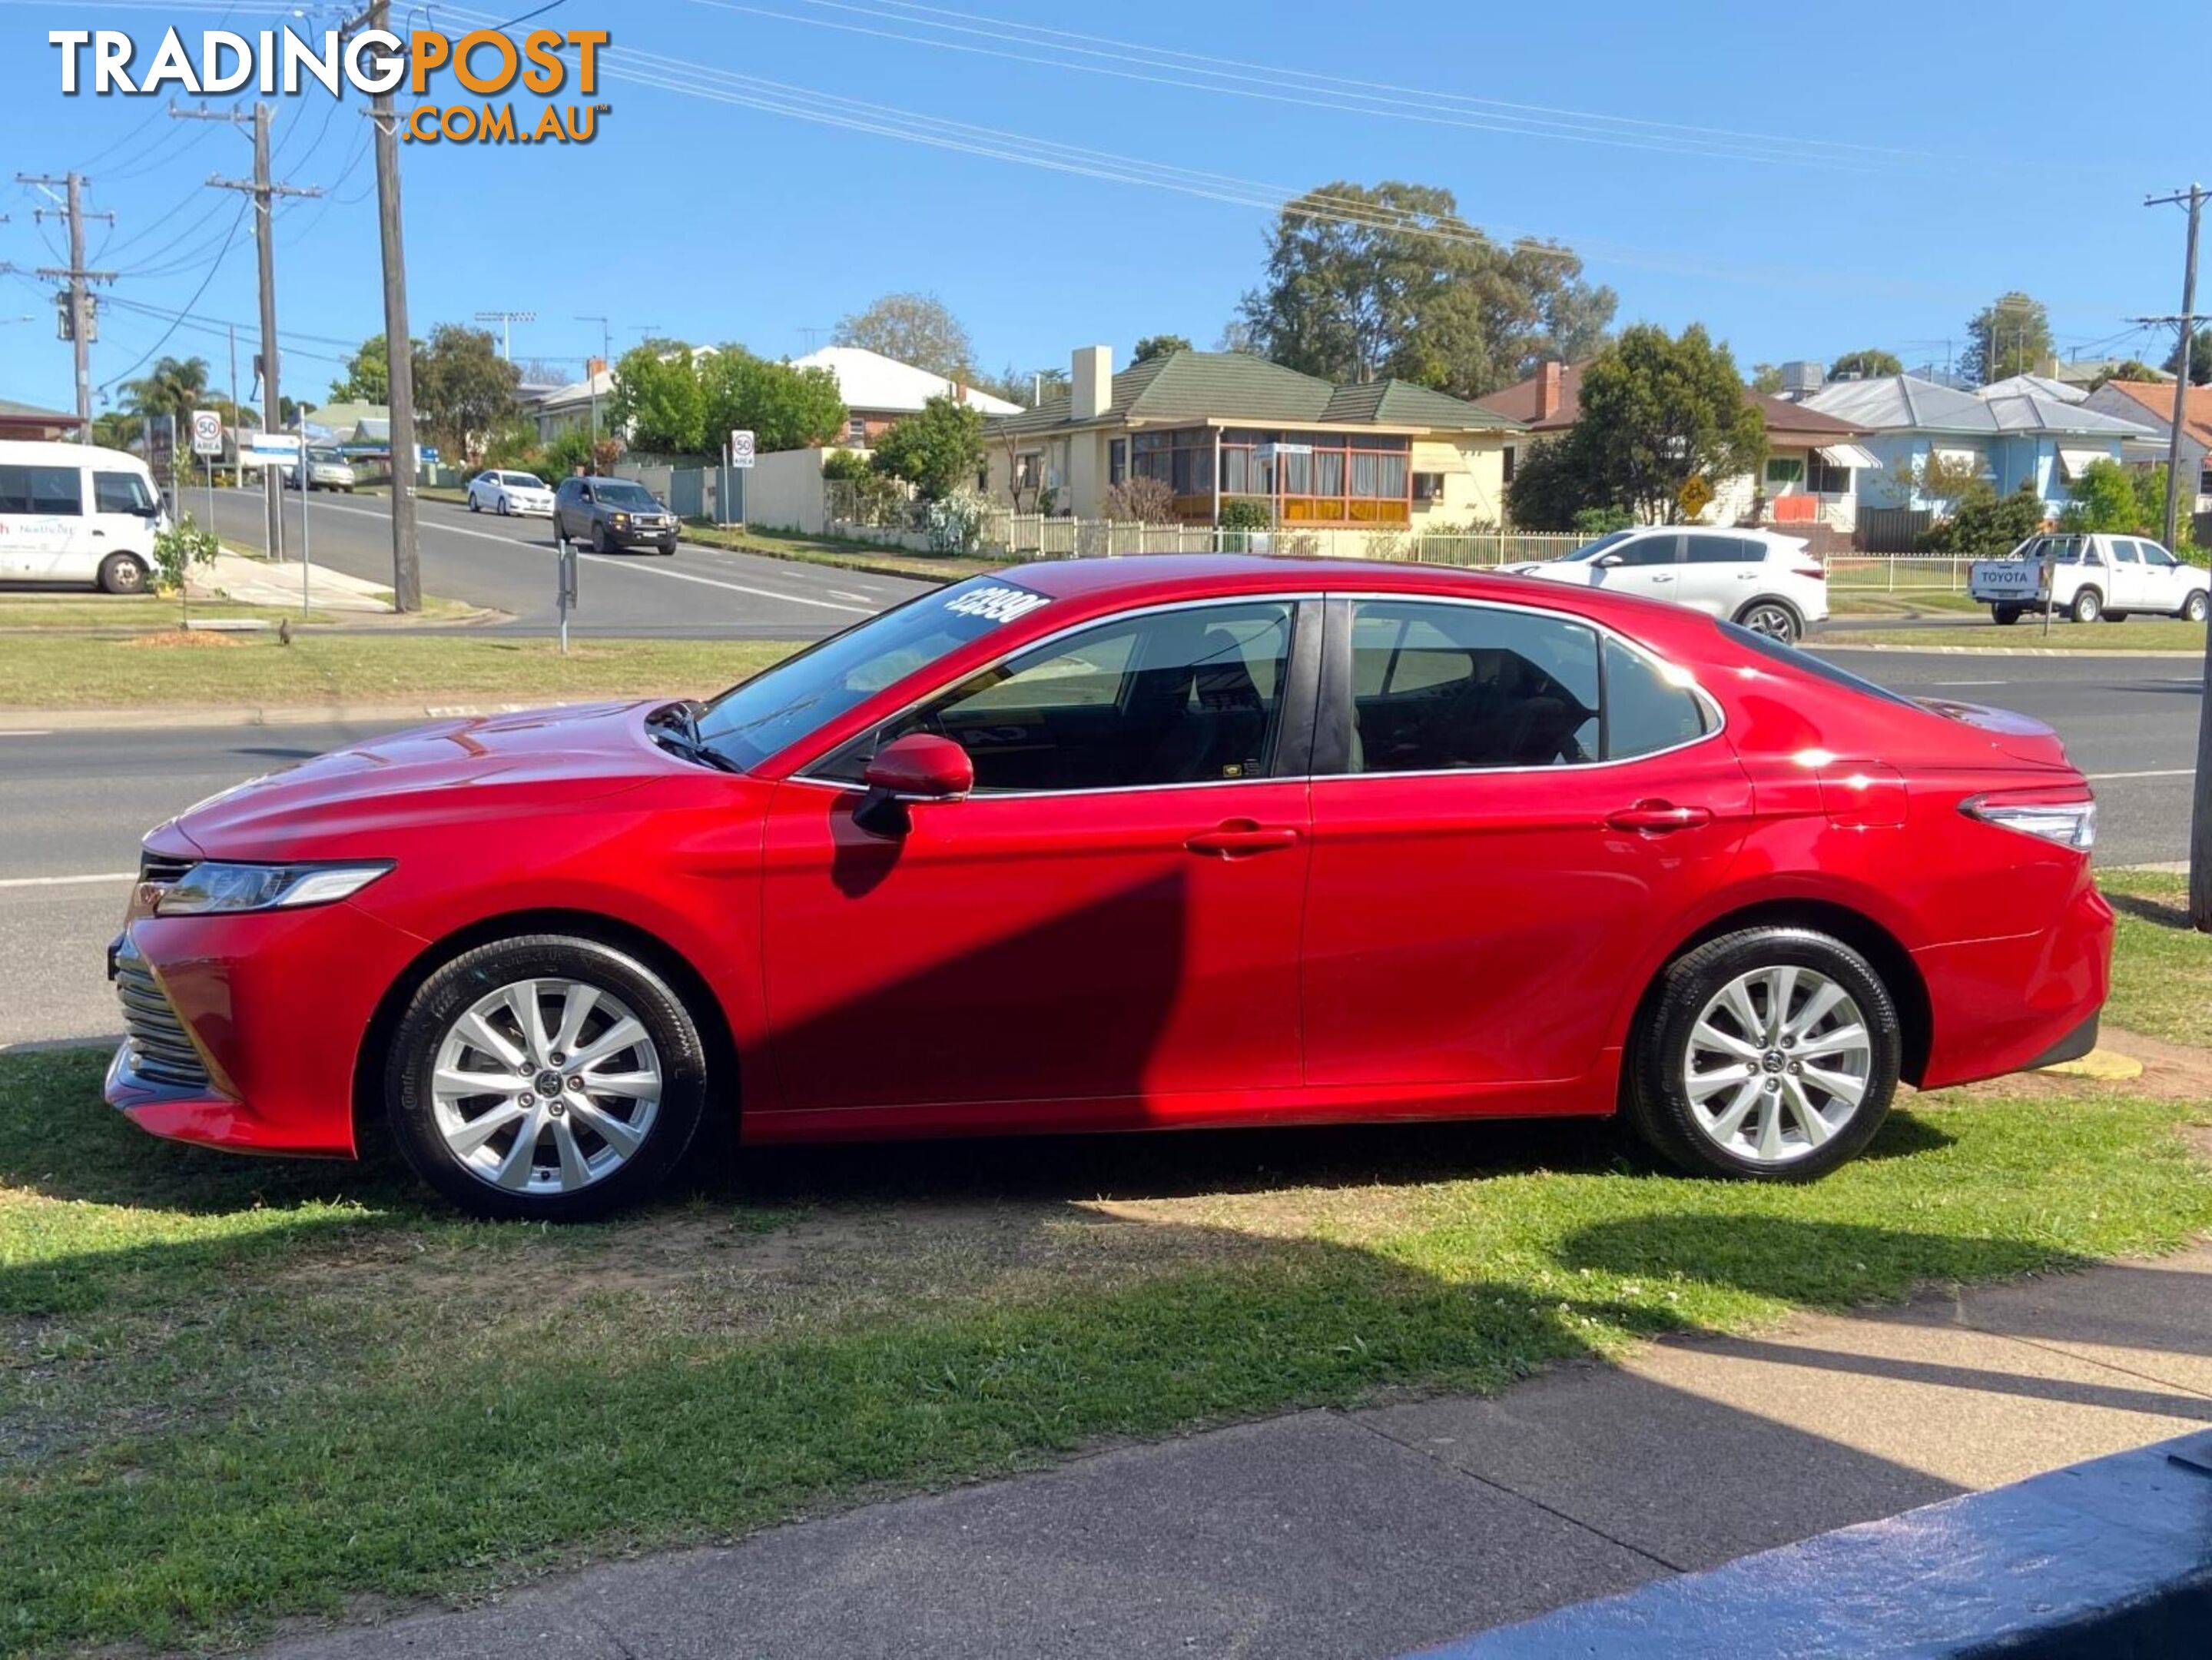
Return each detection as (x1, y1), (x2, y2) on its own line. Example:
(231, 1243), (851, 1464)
(575, 314), (609, 453)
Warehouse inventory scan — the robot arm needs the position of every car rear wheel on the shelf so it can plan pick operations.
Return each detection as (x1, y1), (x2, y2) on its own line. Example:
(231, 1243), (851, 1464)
(1625, 928), (1899, 1182)
(1735, 599), (1801, 645)
(386, 935), (712, 1220)
(2183, 590), (2207, 624)
(98, 552), (150, 595)
(2070, 586), (2103, 623)
(1991, 604), (2021, 626)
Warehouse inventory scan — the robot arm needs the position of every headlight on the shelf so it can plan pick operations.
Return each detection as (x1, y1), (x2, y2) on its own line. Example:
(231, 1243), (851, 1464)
(154, 861), (393, 915)
(612, 513), (629, 526)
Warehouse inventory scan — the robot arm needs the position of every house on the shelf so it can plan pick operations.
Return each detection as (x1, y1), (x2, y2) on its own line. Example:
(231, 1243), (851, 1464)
(983, 347), (1522, 526)
(300, 402), (390, 447)
(1976, 373), (2088, 405)
(527, 358), (618, 443)
(1801, 374), (2161, 513)
(1471, 361), (1881, 531)
(0, 397), (85, 441)
(2080, 380), (2212, 516)
(788, 346), (1021, 447)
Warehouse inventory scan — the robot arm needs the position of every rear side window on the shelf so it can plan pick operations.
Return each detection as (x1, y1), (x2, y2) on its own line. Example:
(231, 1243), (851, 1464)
(0, 463), (83, 515)
(1346, 601), (1601, 771)
(1685, 535), (1758, 564)
(1603, 638), (1710, 758)
(94, 470), (154, 514)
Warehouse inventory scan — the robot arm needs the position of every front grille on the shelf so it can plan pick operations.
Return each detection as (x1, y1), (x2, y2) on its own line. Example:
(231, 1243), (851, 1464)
(139, 850), (194, 885)
(113, 938), (209, 1090)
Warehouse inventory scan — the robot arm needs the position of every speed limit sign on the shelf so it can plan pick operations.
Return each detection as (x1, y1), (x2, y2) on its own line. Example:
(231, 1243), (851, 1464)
(729, 429), (755, 468)
(191, 410), (224, 456)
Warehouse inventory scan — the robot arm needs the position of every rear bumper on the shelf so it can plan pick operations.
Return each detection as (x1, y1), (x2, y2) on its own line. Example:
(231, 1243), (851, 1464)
(1913, 878), (2113, 1090)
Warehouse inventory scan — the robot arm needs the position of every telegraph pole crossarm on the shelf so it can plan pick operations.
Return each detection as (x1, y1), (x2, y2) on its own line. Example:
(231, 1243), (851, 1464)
(19, 171), (116, 438)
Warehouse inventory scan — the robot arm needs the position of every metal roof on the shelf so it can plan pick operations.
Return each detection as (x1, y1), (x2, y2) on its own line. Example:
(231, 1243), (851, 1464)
(1803, 374), (2157, 438)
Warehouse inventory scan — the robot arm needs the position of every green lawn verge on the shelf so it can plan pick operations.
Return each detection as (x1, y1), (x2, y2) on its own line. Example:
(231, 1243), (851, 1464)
(2101, 868), (2212, 1045)
(0, 596), (337, 630)
(679, 520), (999, 582)
(2, 1043), (2207, 1651)
(1830, 619), (2208, 650)
(0, 635), (794, 710)
(1826, 590), (1984, 618)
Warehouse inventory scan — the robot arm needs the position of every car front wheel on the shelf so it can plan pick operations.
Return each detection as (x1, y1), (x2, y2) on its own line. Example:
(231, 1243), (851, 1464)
(1624, 927), (1899, 1182)
(386, 935), (712, 1220)
(98, 552), (150, 595)
(1735, 599), (1801, 645)
(468, 491), (480, 513)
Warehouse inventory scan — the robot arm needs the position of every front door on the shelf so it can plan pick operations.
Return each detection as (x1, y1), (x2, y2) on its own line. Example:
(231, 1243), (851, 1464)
(759, 598), (1315, 1115)
(1302, 596), (1752, 1090)
(1592, 533), (1684, 605)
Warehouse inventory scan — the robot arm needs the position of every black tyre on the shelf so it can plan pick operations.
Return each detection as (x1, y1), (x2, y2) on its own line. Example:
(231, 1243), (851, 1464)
(1624, 928), (1899, 1182)
(98, 552), (150, 596)
(497, 495), (510, 516)
(1991, 604), (2021, 626)
(2069, 586), (2103, 624)
(592, 522), (612, 556)
(468, 492), (481, 513)
(657, 539), (677, 556)
(386, 935), (713, 1220)
(1734, 599), (1802, 645)
(2182, 590), (2207, 624)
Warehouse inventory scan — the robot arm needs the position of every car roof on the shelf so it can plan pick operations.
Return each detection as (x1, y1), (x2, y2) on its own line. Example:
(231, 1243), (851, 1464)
(0, 440), (154, 470)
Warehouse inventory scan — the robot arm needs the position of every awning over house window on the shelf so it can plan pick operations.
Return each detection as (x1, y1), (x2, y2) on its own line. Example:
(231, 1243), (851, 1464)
(1816, 443), (1880, 471)
(2056, 447), (2106, 480)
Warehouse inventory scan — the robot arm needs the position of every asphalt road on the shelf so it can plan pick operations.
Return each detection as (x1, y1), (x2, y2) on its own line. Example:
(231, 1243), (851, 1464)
(1, 648), (2197, 1051)
(205, 485), (930, 636)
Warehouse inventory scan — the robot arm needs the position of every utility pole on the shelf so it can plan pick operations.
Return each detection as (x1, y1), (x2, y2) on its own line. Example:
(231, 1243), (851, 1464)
(181, 103), (319, 565)
(18, 172), (115, 440)
(474, 308), (536, 360)
(363, 0), (422, 613)
(2144, 184), (2212, 930)
(575, 314), (610, 448)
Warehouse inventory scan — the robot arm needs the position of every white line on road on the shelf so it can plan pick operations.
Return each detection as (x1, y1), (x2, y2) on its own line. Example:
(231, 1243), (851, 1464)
(575, 553), (874, 613)
(2084, 768), (2195, 782)
(0, 729), (54, 737)
(1928, 679), (2008, 687)
(0, 872), (134, 889)
(827, 589), (873, 603)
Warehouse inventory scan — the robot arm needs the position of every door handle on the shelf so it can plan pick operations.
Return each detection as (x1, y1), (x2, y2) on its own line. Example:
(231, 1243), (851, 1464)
(1648, 573), (1673, 583)
(1186, 820), (1300, 857)
(1606, 801), (1713, 834)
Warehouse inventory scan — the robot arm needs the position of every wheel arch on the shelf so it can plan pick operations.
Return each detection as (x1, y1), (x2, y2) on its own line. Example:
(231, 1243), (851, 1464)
(1630, 898), (1933, 1088)
(1732, 593), (1806, 632)
(350, 906), (742, 1150)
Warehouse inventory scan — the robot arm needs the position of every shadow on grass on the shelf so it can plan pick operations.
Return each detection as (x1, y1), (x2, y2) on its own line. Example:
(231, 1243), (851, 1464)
(2105, 888), (2191, 929)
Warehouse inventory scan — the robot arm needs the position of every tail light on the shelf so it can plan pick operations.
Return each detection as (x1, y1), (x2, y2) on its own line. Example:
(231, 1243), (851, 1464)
(1961, 787), (2096, 852)
(1794, 565), (1828, 581)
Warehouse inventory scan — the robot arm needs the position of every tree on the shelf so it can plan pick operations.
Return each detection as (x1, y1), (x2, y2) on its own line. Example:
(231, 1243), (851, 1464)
(1104, 476), (1178, 523)
(121, 355), (211, 418)
(871, 393), (985, 500)
(1749, 363), (1786, 394)
(973, 363), (1065, 409)
(2058, 457), (2141, 533)
(609, 344), (710, 455)
(1503, 431), (1606, 530)
(329, 335), (402, 403)
(1919, 481), (2045, 556)
(2089, 358), (2163, 389)
(698, 350), (847, 454)
(1570, 324), (1766, 525)
(1829, 348), (1903, 380)
(833, 291), (974, 380)
(1132, 334), (1192, 364)
(413, 325), (519, 463)
(1962, 293), (2054, 385)
(2164, 326), (2212, 387)
(1234, 180), (1615, 398)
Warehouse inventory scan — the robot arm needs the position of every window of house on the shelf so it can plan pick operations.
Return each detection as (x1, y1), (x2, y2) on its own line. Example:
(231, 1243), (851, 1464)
(1344, 602), (1602, 772)
(1502, 447), (1517, 485)
(846, 417), (869, 446)
(1109, 439), (1126, 485)
(0, 464), (82, 515)
(826, 602), (1297, 793)
(1411, 471), (1446, 503)
(1013, 452), (1042, 491)
(1764, 456), (1806, 490)
(1805, 453), (1852, 494)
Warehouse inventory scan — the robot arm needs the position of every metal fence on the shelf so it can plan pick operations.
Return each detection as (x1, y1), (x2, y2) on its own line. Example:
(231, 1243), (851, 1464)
(1823, 556), (1981, 593)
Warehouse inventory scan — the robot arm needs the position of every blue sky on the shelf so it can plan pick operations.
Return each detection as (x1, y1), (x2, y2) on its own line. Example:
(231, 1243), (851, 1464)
(2, 0), (2205, 413)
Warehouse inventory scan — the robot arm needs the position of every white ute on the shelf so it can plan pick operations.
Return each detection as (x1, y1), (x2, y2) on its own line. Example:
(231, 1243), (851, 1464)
(1968, 532), (2210, 626)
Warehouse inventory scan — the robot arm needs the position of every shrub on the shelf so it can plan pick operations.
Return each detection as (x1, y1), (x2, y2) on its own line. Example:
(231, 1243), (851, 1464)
(151, 513), (221, 625)
(924, 486), (993, 553)
(543, 427), (596, 478)
(872, 394), (985, 501)
(1216, 498), (1271, 531)
(1104, 476), (1179, 524)
(1919, 480), (2046, 556)
(1571, 504), (1635, 536)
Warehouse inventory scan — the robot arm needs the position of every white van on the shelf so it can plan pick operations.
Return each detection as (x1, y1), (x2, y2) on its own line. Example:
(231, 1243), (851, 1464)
(0, 440), (169, 594)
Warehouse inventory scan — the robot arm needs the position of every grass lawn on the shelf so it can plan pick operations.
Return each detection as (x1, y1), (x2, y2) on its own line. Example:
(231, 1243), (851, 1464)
(0, 634), (794, 710)
(3, 868), (2210, 1649)
(2101, 868), (2212, 1045)
(0, 596), (336, 630)
(1825, 589), (1985, 618)
(1831, 618), (2209, 650)
(679, 520), (998, 582)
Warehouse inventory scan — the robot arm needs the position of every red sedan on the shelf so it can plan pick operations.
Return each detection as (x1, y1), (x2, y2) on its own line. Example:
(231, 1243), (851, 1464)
(107, 557), (2111, 1219)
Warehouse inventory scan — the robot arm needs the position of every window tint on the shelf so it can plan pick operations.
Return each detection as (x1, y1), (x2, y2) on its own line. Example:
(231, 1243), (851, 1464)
(1603, 637), (1710, 758)
(826, 602), (1296, 793)
(2112, 540), (2141, 564)
(1686, 535), (1759, 564)
(92, 470), (154, 515)
(1613, 535), (1679, 568)
(1347, 601), (1600, 772)
(2143, 543), (2178, 567)
(0, 464), (83, 516)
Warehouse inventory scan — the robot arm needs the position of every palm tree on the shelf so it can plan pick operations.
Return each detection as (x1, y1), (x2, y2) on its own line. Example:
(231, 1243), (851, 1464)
(121, 356), (212, 418)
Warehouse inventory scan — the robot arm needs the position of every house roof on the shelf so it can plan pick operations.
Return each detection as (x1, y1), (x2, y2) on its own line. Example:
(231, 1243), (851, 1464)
(0, 397), (82, 427)
(987, 350), (1521, 437)
(1977, 372), (2087, 405)
(1471, 364), (1869, 440)
(789, 346), (1023, 417)
(1803, 373), (2157, 439)
(2093, 379), (2212, 448)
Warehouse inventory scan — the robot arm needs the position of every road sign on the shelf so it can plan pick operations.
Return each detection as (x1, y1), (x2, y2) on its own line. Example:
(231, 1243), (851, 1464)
(190, 410), (224, 457)
(1253, 442), (1311, 460)
(730, 429), (755, 469)
(238, 431), (303, 468)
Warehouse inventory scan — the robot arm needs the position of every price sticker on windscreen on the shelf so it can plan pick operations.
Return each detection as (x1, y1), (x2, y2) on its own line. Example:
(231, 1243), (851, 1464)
(944, 585), (1050, 624)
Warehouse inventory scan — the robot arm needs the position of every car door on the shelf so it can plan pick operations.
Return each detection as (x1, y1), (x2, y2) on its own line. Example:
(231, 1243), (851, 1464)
(2106, 539), (2147, 610)
(2138, 540), (2188, 612)
(1590, 532), (1683, 604)
(1681, 533), (1762, 618)
(758, 597), (1317, 1116)
(1301, 596), (1752, 1091)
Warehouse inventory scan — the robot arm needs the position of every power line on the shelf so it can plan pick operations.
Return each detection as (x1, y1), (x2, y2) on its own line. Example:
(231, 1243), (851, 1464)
(98, 197), (250, 393)
(19, 171), (117, 435)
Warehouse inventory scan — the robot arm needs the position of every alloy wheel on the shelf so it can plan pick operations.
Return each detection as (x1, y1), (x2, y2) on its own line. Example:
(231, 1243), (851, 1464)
(1740, 603), (1797, 643)
(1681, 966), (1871, 1166)
(429, 978), (662, 1195)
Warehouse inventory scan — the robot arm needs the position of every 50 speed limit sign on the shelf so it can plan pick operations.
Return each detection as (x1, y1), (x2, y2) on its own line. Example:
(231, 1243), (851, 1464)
(191, 410), (224, 456)
(729, 429), (755, 468)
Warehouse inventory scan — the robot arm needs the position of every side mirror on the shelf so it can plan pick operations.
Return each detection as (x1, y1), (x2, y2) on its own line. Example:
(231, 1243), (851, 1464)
(855, 733), (973, 836)
(1596, 553), (1626, 568)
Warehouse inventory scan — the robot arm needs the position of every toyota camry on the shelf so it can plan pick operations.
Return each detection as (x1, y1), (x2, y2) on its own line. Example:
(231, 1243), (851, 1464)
(107, 556), (2111, 1220)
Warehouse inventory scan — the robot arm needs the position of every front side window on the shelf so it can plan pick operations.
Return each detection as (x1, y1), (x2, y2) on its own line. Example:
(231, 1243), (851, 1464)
(1613, 535), (1681, 568)
(2143, 543), (2178, 567)
(820, 601), (1296, 793)
(0, 464), (83, 516)
(93, 470), (155, 515)
(1346, 602), (1601, 772)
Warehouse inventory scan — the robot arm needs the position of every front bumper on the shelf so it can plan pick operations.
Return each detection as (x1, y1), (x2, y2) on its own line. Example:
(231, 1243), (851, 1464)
(602, 522), (678, 547)
(103, 900), (429, 1157)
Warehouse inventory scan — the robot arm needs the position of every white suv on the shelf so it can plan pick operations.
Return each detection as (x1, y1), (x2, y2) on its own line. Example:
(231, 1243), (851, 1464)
(1501, 527), (1829, 643)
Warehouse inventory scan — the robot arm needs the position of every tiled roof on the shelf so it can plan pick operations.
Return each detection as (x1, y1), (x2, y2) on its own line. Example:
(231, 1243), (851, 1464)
(2094, 380), (2212, 447)
(987, 351), (1520, 437)
(1474, 364), (1868, 439)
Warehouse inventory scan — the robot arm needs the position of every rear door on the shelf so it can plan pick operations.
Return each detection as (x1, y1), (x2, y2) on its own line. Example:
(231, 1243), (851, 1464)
(1681, 533), (1763, 617)
(1301, 596), (1751, 1090)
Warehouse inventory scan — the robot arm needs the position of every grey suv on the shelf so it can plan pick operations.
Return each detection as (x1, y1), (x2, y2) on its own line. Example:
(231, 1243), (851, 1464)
(552, 476), (678, 556)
